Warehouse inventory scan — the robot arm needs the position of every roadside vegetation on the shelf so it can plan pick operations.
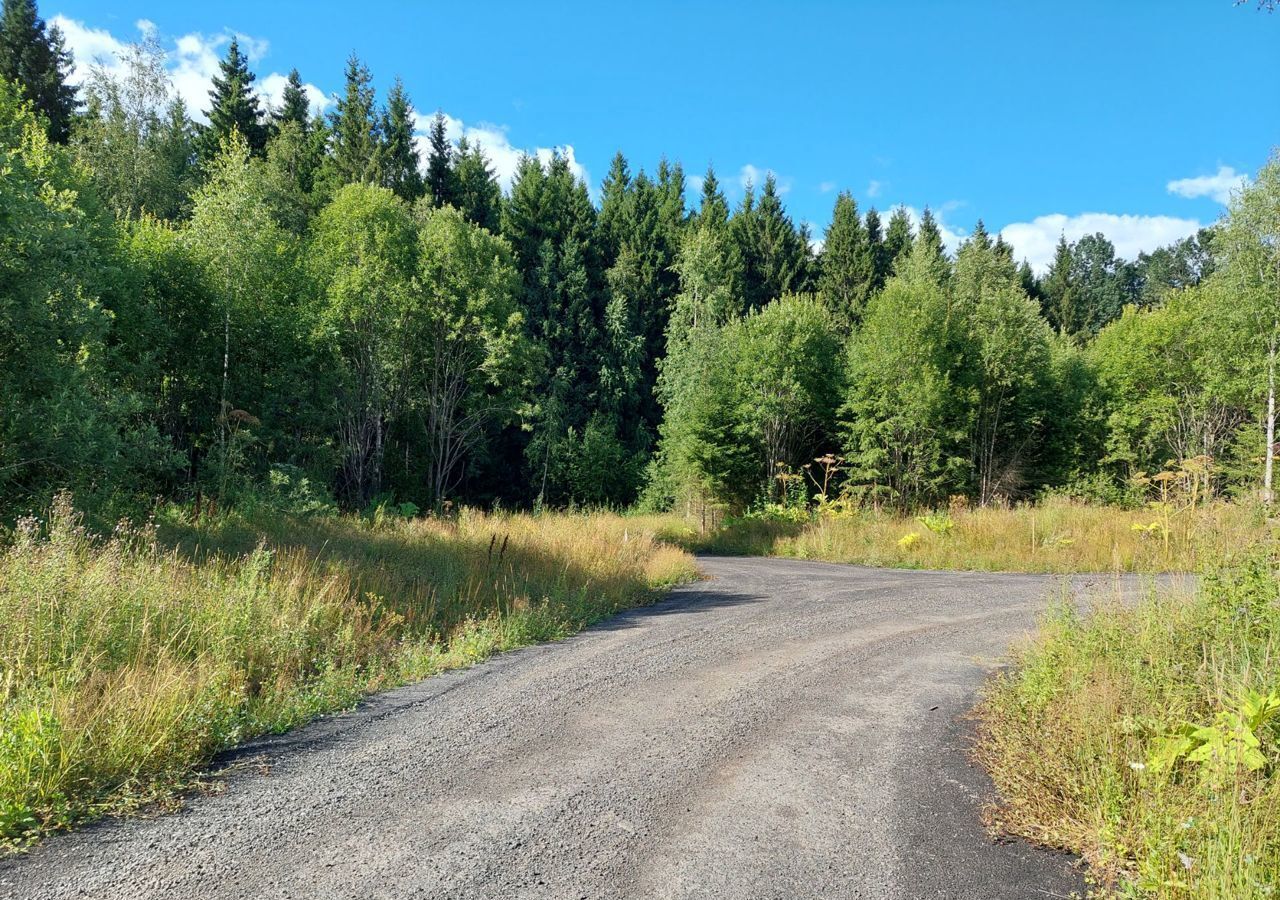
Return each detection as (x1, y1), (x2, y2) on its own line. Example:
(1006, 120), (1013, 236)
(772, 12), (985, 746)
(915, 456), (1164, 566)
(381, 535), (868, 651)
(0, 495), (694, 845)
(664, 498), (1263, 574)
(3, 0), (1280, 878)
(978, 542), (1280, 898)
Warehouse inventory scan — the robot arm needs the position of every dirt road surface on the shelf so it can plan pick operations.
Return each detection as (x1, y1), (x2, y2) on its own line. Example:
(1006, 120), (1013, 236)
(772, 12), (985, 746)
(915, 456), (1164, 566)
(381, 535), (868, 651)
(2, 557), (1119, 899)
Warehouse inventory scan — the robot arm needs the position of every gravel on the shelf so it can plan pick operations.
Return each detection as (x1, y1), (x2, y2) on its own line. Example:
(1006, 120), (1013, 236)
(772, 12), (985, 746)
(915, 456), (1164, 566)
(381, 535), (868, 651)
(0, 556), (1130, 899)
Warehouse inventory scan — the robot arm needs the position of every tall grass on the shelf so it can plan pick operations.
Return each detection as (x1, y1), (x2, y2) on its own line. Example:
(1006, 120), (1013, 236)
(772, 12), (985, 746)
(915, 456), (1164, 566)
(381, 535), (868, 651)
(672, 499), (1263, 573)
(0, 495), (695, 845)
(977, 546), (1280, 897)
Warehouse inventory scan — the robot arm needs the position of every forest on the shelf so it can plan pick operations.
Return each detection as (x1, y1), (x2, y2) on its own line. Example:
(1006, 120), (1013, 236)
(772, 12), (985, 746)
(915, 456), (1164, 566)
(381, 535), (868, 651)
(7, 3), (1280, 893)
(3, 0), (1276, 525)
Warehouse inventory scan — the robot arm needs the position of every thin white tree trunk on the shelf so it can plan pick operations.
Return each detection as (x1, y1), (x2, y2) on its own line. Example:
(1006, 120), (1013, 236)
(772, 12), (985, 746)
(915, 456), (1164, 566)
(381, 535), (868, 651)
(1265, 331), (1276, 505)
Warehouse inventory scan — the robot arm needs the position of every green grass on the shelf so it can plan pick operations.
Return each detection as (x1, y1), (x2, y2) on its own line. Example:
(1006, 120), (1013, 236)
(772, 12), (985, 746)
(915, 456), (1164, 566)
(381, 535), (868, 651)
(659, 498), (1265, 574)
(976, 544), (1280, 897)
(0, 494), (696, 846)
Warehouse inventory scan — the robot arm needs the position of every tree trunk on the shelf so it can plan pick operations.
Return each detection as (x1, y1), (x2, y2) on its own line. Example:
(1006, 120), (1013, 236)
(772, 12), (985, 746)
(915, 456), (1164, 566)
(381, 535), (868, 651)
(1265, 330), (1276, 505)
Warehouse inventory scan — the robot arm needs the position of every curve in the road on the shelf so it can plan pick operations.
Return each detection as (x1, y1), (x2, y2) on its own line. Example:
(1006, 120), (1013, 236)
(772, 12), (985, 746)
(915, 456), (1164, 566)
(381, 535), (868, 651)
(1, 557), (1119, 900)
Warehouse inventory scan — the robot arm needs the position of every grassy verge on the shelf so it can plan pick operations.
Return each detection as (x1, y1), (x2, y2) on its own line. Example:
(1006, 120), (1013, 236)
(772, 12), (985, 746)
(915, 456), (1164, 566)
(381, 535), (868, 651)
(976, 545), (1280, 897)
(0, 495), (696, 846)
(660, 499), (1264, 574)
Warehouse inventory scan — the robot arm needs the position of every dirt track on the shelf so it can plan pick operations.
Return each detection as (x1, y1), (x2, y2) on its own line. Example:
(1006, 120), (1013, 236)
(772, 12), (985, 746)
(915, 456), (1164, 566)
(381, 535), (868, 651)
(1, 557), (1115, 899)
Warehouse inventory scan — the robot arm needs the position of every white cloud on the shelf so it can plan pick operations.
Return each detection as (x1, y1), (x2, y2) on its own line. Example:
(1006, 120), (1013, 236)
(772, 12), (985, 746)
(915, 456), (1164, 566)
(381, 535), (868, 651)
(1000, 212), (1202, 273)
(257, 71), (328, 118)
(51, 15), (128, 84)
(738, 163), (791, 195)
(1167, 165), (1247, 205)
(818, 180), (837, 194)
(866, 179), (882, 198)
(52, 15), (326, 122)
(410, 110), (590, 194)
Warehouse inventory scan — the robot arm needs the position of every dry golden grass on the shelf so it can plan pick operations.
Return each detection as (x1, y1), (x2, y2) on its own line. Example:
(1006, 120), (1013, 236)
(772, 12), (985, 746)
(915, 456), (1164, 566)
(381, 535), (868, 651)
(671, 498), (1265, 573)
(0, 496), (696, 845)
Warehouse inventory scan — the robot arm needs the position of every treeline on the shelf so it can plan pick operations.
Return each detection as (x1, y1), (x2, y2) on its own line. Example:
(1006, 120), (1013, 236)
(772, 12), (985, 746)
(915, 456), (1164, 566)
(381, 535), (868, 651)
(2, 0), (1277, 517)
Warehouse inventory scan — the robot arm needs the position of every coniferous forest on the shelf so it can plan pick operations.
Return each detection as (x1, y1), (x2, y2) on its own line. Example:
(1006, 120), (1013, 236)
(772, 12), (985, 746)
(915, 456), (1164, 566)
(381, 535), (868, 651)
(1, 0), (1277, 525)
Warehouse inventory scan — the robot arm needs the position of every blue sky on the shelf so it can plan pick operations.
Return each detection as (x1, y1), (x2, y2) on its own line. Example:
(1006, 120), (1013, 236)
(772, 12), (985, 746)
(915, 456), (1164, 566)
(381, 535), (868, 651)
(51, 1), (1277, 269)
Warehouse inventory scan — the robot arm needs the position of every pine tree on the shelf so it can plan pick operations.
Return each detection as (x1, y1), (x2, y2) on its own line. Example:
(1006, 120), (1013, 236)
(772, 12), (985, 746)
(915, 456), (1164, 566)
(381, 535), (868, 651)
(324, 53), (379, 186)
(452, 136), (501, 232)
(199, 37), (267, 160)
(817, 191), (872, 329)
(376, 77), (423, 202)
(0, 0), (76, 142)
(273, 68), (310, 131)
(425, 110), (455, 207)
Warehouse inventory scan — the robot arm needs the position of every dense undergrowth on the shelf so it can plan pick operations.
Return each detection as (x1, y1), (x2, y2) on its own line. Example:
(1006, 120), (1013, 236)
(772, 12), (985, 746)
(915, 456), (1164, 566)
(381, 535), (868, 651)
(0, 495), (695, 846)
(661, 499), (1264, 574)
(977, 541), (1280, 898)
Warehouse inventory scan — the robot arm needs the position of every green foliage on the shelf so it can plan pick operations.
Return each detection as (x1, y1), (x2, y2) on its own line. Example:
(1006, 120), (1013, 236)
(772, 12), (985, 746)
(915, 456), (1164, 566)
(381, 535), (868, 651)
(843, 241), (962, 507)
(682, 295), (843, 509)
(73, 36), (197, 221)
(0, 80), (120, 508)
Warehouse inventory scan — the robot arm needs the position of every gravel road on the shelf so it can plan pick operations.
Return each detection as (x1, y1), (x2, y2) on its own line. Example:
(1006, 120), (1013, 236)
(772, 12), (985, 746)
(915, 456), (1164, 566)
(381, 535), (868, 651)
(1, 556), (1133, 900)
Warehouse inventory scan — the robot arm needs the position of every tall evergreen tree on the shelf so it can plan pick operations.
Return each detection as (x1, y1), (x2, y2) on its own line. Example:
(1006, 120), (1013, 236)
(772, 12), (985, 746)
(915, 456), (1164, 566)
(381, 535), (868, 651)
(376, 77), (423, 202)
(501, 153), (615, 503)
(273, 68), (310, 131)
(733, 173), (809, 309)
(696, 164), (730, 228)
(325, 53), (379, 186)
(425, 110), (455, 207)
(1040, 236), (1080, 337)
(883, 206), (914, 273)
(452, 136), (501, 233)
(865, 207), (888, 292)
(0, 0), (75, 142)
(199, 37), (267, 161)
(817, 191), (872, 329)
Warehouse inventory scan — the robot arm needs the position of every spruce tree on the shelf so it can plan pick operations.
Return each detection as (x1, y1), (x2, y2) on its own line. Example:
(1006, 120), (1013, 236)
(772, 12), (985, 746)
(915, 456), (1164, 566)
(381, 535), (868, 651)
(598, 151), (632, 259)
(425, 110), (455, 207)
(326, 53), (379, 185)
(200, 37), (267, 160)
(696, 164), (730, 228)
(865, 207), (887, 292)
(735, 173), (808, 309)
(273, 68), (310, 131)
(0, 0), (76, 142)
(883, 206), (914, 273)
(376, 77), (423, 202)
(919, 207), (943, 250)
(817, 191), (872, 329)
(452, 136), (501, 232)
